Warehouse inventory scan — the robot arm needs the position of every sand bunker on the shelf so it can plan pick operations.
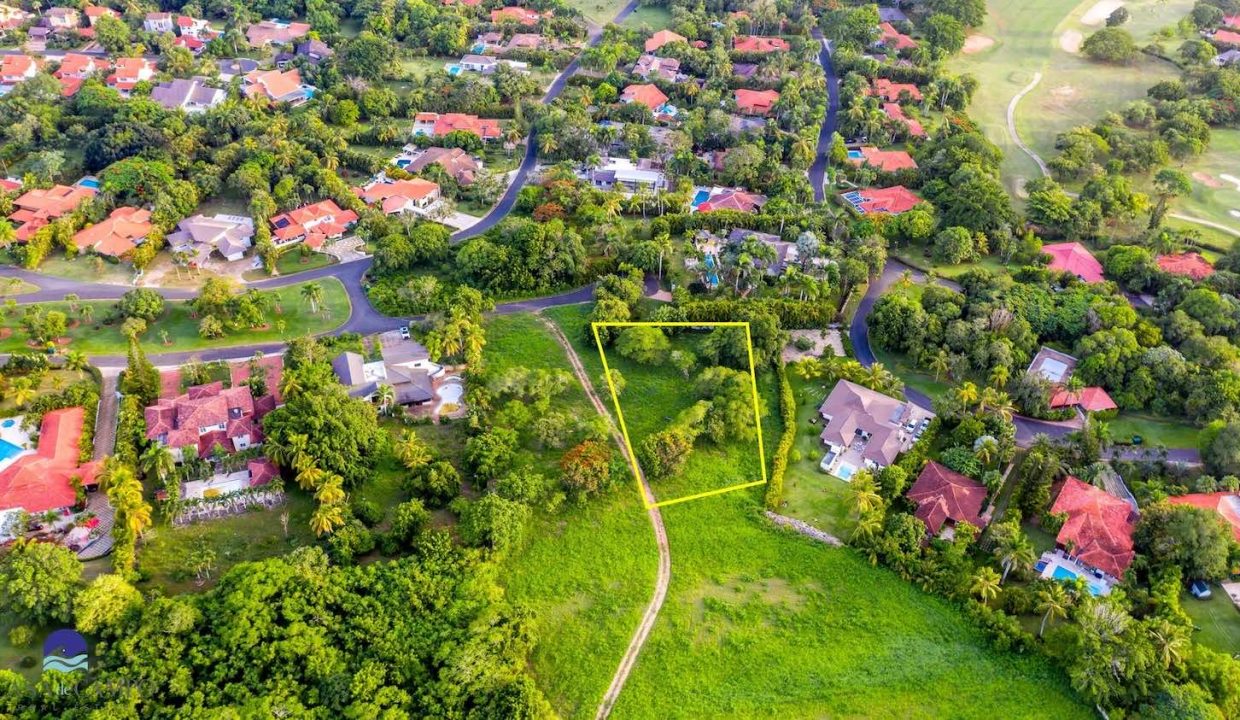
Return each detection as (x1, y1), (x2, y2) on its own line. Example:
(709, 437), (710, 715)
(1081, 0), (1124, 26)
(962, 35), (995, 54)
(1194, 171), (1223, 189)
(1220, 173), (1240, 190)
(1060, 30), (1083, 53)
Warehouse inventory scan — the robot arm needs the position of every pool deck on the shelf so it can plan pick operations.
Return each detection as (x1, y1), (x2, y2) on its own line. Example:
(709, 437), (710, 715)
(1038, 549), (1113, 596)
(0, 415), (35, 474)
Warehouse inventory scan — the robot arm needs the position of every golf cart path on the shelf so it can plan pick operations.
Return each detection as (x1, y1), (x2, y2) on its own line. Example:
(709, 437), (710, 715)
(536, 315), (670, 720)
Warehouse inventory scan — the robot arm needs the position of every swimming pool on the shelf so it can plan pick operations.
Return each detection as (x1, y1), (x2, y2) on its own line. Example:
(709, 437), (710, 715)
(1, 419), (13, 428)
(1051, 564), (1104, 595)
(446, 64), (462, 76)
(846, 150), (864, 159)
(77, 177), (100, 189)
(395, 158), (412, 169)
(836, 463), (857, 481)
(691, 189), (711, 207)
(0, 438), (23, 461)
(471, 43), (486, 53)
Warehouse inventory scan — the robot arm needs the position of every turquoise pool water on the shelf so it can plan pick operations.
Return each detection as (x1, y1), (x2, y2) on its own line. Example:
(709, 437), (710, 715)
(77, 177), (100, 189)
(837, 464), (857, 481)
(1051, 564), (1104, 596)
(846, 150), (864, 159)
(0, 438), (23, 461)
(691, 190), (711, 207)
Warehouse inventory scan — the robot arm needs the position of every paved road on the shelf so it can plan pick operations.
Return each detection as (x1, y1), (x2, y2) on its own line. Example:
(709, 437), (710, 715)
(848, 261), (1202, 462)
(807, 31), (839, 203)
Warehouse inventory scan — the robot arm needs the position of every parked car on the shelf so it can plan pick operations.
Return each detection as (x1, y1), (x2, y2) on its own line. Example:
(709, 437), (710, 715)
(399, 326), (411, 339)
(1191, 580), (1212, 599)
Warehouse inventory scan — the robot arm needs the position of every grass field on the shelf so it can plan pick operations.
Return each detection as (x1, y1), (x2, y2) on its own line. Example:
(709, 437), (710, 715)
(1109, 412), (1202, 448)
(535, 305), (1090, 719)
(0, 368), (94, 416)
(560, 0), (632, 25)
(486, 309), (662, 716)
(779, 375), (856, 537)
(951, 0), (1189, 197)
(1162, 127), (1240, 241)
(242, 248), (336, 281)
(1183, 589), (1240, 655)
(620, 6), (672, 31)
(0, 279), (349, 355)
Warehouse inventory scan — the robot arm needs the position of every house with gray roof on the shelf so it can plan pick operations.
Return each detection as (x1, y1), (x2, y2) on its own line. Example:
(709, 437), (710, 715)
(150, 77), (225, 113)
(331, 340), (439, 407)
(217, 58), (260, 81)
(166, 214), (254, 263)
(818, 379), (933, 479)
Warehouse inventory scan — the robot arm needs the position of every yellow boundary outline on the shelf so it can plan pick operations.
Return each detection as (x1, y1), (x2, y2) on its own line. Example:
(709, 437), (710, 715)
(590, 321), (768, 509)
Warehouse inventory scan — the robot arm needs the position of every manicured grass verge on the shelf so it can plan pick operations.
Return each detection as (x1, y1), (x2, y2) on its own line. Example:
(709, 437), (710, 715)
(541, 304), (1090, 719)
(1109, 412), (1202, 449)
(778, 375), (857, 538)
(242, 249), (337, 281)
(1183, 589), (1240, 655)
(0, 279), (349, 356)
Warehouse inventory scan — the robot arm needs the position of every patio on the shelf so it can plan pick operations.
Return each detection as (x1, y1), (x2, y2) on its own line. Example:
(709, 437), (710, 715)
(1036, 549), (1114, 596)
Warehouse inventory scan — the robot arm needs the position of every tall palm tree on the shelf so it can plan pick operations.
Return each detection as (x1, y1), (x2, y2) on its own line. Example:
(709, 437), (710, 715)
(376, 384), (396, 414)
(1036, 584), (1069, 637)
(1147, 618), (1189, 669)
(395, 430), (431, 472)
(849, 473), (882, 516)
(955, 381), (979, 408)
(310, 503), (345, 536)
(139, 444), (176, 484)
(988, 364), (1010, 389)
(279, 371), (303, 400)
(8, 377), (35, 408)
(315, 475), (346, 505)
(929, 350), (951, 381)
(270, 432), (311, 473)
(79, 304), (94, 324)
(296, 465), (327, 492)
(301, 282), (324, 314)
(970, 567), (1001, 606)
(63, 350), (88, 378)
(997, 538), (1034, 584)
(850, 513), (883, 547)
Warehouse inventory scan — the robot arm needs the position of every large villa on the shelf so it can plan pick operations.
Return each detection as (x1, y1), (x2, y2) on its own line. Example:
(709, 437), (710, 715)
(817, 379), (933, 480)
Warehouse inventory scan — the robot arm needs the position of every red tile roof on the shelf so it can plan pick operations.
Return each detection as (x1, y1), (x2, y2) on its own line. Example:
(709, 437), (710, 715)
(732, 35), (789, 53)
(1157, 252), (1214, 280)
(621, 83), (669, 111)
(72, 206), (152, 258)
(1043, 242), (1105, 283)
(0, 407), (102, 513)
(907, 461), (989, 535)
(849, 146), (917, 172)
(428, 113), (502, 140)
(1051, 476), (1136, 579)
(645, 29), (686, 52)
(849, 185), (921, 215)
(882, 103), (925, 137)
(879, 22), (918, 50)
(356, 178), (441, 211)
(144, 381), (276, 459)
(698, 189), (767, 213)
(1225, 14), (1240, 28)
(270, 199), (358, 243)
(1167, 493), (1240, 542)
(735, 88), (779, 115)
(10, 184), (97, 241)
(248, 458), (279, 486)
(1214, 29), (1240, 45)
(870, 78), (922, 102)
(229, 355), (284, 403)
(1049, 387), (1117, 413)
(491, 6), (544, 25)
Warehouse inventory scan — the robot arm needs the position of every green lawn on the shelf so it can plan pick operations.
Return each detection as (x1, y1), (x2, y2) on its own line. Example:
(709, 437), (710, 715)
(136, 491), (318, 594)
(620, 5), (672, 31)
(24, 254), (133, 285)
(1109, 412), (1202, 449)
(1, 279), (350, 355)
(778, 375), (857, 538)
(893, 249), (1011, 279)
(1159, 127), (1240, 241)
(1183, 589), (1240, 655)
(950, 0), (1188, 197)
(0, 279), (37, 297)
(536, 305), (1090, 719)
(560, 0), (633, 25)
(242, 248), (337, 281)
(0, 368), (95, 417)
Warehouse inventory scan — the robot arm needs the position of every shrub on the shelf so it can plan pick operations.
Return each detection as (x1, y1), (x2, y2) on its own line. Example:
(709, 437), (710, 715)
(765, 363), (797, 508)
(115, 288), (165, 321)
(351, 497), (384, 527)
(326, 520), (375, 564)
(7, 625), (32, 649)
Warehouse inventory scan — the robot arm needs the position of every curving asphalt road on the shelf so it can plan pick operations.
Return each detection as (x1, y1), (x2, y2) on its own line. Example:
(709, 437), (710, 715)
(807, 31), (839, 203)
(848, 261), (1202, 463)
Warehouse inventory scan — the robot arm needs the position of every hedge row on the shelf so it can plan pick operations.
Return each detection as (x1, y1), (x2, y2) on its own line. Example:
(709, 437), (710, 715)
(680, 297), (837, 329)
(764, 361), (797, 509)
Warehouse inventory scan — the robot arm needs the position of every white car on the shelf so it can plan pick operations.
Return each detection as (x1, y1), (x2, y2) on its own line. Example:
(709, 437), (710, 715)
(399, 326), (410, 339)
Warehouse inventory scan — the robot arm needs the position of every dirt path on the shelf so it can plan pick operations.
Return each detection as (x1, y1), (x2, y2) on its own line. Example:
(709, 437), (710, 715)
(1007, 72), (1050, 178)
(536, 315), (671, 720)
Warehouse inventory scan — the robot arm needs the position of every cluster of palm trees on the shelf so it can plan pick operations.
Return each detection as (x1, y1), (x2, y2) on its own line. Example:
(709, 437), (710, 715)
(950, 381), (1017, 422)
(267, 430), (349, 536)
(792, 354), (902, 397)
(98, 458), (153, 575)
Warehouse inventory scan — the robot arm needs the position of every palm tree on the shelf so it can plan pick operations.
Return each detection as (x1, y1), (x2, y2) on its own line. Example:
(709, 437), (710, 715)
(1147, 618), (1189, 669)
(79, 304), (94, 324)
(850, 512), (883, 547)
(975, 437), (998, 467)
(63, 293), (79, 312)
(270, 432), (311, 473)
(139, 444), (176, 484)
(279, 371), (303, 400)
(395, 430), (431, 472)
(309, 503), (345, 536)
(1036, 584), (1069, 637)
(955, 381), (979, 408)
(988, 365), (1010, 389)
(970, 567), (1002, 606)
(301, 282), (324, 314)
(8, 377), (35, 408)
(997, 538), (1034, 584)
(376, 384), (396, 414)
(63, 350), (87, 378)
(314, 475), (346, 505)
(929, 350), (950, 381)
(296, 465), (327, 491)
(849, 473), (882, 516)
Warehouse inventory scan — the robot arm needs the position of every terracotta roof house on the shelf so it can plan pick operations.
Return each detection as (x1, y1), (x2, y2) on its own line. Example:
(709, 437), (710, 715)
(269, 199), (358, 248)
(84, 5), (118, 25)
(176, 14), (215, 39)
(0, 178), (19, 193)
(1027, 347), (1078, 384)
(0, 5), (34, 33)
(246, 19), (311, 47)
(411, 112), (502, 140)
(491, 6), (544, 25)
(735, 88), (779, 116)
(0, 54), (36, 85)
(848, 146), (917, 172)
(166, 213), (255, 263)
(404, 146), (480, 185)
(0, 407), (102, 515)
(1168, 492), (1240, 542)
(1157, 252), (1214, 279)
(106, 58), (156, 95)
(633, 54), (681, 82)
(151, 77), (225, 113)
(645, 29), (687, 52)
(443, 0), (483, 6)
(1213, 29), (1240, 46)
(733, 35), (789, 53)
(818, 379), (934, 477)
(145, 381), (278, 460)
(1050, 476), (1137, 580)
(242, 68), (314, 105)
(842, 185), (922, 215)
(878, 22), (917, 50)
(52, 53), (108, 96)
(1225, 14), (1240, 28)
(504, 32), (543, 51)
(907, 460), (989, 537)
(1043, 242), (1105, 283)
(355, 178), (442, 216)
(697, 189), (767, 213)
(1050, 387), (1118, 413)
(882, 102), (925, 137)
(870, 78), (922, 102)
(73, 206), (152, 258)
(229, 354), (285, 403)
(10, 184), (97, 241)
(621, 83), (670, 111)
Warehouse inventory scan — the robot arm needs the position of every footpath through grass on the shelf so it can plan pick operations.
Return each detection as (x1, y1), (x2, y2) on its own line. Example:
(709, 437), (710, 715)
(486, 311), (660, 717)
(950, 0), (1187, 197)
(0, 278), (350, 356)
(539, 305), (1090, 719)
